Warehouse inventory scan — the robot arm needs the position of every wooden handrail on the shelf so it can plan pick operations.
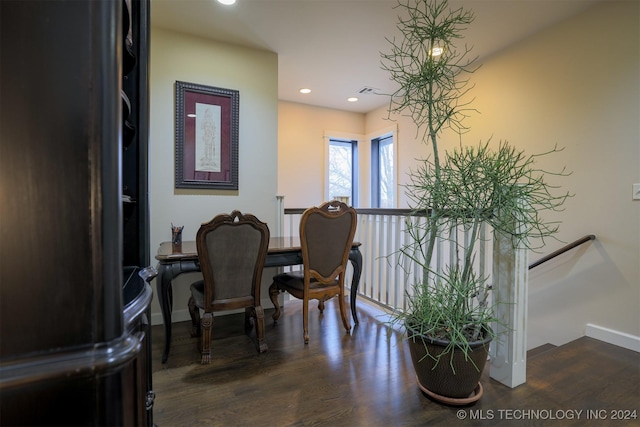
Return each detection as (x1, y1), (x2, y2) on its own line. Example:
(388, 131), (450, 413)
(284, 207), (416, 216)
(285, 208), (595, 271)
(529, 235), (596, 270)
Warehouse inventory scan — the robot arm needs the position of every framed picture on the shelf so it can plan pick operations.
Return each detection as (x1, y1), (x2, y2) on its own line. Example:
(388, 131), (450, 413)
(175, 81), (239, 190)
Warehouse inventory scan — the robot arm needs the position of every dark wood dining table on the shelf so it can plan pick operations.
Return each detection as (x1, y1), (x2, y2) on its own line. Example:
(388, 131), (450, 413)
(155, 237), (363, 363)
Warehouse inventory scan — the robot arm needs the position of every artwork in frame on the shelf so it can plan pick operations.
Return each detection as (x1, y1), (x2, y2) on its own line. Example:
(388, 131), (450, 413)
(175, 81), (239, 190)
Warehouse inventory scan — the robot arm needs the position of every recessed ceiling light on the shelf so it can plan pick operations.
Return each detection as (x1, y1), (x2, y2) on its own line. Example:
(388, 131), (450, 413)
(347, 97), (359, 102)
(431, 46), (443, 57)
(217, 0), (236, 5)
(299, 88), (311, 94)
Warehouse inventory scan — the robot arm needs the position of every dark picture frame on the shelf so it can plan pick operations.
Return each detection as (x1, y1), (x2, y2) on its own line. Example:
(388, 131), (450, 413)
(175, 81), (239, 190)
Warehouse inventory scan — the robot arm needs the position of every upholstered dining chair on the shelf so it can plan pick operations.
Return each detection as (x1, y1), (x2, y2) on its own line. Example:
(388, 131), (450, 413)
(188, 211), (270, 364)
(269, 200), (357, 344)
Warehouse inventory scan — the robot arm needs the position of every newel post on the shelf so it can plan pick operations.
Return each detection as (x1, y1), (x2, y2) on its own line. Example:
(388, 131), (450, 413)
(275, 195), (285, 237)
(490, 229), (529, 388)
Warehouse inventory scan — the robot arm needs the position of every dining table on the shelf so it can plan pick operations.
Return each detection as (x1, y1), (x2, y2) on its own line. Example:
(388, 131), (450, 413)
(155, 237), (363, 363)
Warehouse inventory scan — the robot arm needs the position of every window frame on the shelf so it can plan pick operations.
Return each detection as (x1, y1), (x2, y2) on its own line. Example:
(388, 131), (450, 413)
(324, 132), (361, 206)
(328, 138), (358, 205)
(370, 129), (397, 208)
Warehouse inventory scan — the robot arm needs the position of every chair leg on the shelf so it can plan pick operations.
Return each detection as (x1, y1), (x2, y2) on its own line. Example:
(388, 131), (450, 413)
(338, 292), (351, 333)
(187, 296), (200, 338)
(244, 307), (252, 333)
(269, 282), (282, 322)
(303, 297), (309, 344)
(200, 312), (213, 364)
(253, 306), (268, 353)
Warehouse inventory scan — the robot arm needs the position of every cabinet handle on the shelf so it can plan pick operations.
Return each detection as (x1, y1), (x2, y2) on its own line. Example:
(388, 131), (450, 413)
(146, 390), (155, 410)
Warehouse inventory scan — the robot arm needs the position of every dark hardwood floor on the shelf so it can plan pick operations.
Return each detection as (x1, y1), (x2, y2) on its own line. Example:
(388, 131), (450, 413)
(151, 299), (640, 426)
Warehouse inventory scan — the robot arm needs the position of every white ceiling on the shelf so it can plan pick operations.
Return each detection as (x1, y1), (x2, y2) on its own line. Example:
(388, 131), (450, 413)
(151, 0), (601, 114)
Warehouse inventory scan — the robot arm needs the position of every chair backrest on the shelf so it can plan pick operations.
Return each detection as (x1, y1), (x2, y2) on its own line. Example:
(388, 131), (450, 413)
(195, 211), (270, 309)
(299, 200), (357, 283)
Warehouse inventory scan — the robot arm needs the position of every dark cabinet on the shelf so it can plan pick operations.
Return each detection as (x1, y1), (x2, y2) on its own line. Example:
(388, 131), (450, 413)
(0, 1), (152, 425)
(123, 267), (155, 426)
(123, 0), (151, 270)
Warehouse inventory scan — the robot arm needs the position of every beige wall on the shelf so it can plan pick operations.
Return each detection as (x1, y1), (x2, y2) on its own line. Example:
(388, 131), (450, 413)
(365, 0), (640, 348)
(277, 101), (366, 207)
(449, 0), (639, 348)
(148, 28), (278, 323)
(149, 1), (639, 348)
(278, 101), (403, 208)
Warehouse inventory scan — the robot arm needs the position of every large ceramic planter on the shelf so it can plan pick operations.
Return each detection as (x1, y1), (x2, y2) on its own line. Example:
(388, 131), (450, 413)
(406, 322), (491, 405)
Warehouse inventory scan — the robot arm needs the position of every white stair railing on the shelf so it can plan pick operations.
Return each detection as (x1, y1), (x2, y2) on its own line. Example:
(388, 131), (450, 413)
(281, 204), (527, 388)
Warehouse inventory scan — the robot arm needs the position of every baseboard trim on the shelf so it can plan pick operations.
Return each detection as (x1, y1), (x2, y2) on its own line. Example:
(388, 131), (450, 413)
(151, 309), (190, 326)
(585, 324), (640, 352)
(150, 297), (280, 326)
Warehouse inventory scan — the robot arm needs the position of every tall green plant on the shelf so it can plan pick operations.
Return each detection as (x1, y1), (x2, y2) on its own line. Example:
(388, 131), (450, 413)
(381, 0), (570, 364)
(382, 0), (478, 165)
(381, 0), (480, 278)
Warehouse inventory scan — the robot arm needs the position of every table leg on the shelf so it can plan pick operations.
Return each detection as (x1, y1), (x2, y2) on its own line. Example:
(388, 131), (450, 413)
(348, 247), (363, 325)
(155, 260), (200, 363)
(155, 262), (174, 364)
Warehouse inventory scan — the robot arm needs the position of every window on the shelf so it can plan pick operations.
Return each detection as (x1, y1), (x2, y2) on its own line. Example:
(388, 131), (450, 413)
(371, 134), (395, 208)
(328, 139), (358, 205)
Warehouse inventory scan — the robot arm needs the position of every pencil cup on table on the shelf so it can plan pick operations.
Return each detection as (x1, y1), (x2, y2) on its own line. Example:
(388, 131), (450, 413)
(171, 224), (184, 253)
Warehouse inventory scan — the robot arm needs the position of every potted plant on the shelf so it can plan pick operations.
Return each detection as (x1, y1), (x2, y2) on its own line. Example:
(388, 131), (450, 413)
(381, 0), (570, 404)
